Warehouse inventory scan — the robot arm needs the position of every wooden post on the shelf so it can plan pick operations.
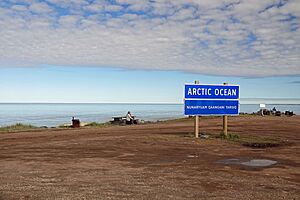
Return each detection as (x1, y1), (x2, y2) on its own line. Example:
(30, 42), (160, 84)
(223, 82), (228, 137)
(194, 80), (199, 138)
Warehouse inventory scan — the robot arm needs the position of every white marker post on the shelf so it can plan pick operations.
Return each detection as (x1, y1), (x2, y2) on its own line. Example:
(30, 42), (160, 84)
(194, 80), (199, 138)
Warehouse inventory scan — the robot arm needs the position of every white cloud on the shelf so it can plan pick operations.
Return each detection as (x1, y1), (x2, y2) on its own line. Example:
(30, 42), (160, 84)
(59, 15), (81, 27)
(104, 4), (123, 12)
(84, 3), (104, 13)
(11, 4), (28, 12)
(29, 2), (53, 13)
(0, 0), (299, 76)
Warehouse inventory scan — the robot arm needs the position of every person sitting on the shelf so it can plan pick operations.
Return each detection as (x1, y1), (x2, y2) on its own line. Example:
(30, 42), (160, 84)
(272, 107), (277, 115)
(126, 111), (134, 125)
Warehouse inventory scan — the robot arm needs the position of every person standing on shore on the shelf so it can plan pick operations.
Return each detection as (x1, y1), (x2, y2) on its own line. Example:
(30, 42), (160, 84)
(126, 111), (134, 125)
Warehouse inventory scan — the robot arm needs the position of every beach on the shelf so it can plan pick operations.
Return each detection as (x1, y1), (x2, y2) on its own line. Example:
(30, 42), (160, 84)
(0, 115), (299, 199)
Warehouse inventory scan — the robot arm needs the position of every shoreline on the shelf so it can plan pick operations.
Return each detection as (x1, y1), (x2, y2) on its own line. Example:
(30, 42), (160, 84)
(0, 104), (299, 127)
(1, 114), (298, 133)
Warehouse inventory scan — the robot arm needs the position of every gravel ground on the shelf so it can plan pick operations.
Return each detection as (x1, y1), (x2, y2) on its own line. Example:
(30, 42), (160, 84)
(0, 116), (299, 199)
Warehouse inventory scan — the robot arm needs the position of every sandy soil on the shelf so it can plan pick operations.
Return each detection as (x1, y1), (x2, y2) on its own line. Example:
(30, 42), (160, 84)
(0, 116), (299, 200)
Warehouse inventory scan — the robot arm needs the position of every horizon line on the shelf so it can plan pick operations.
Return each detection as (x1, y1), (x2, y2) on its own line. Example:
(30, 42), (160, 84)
(0, 98), (300, 105)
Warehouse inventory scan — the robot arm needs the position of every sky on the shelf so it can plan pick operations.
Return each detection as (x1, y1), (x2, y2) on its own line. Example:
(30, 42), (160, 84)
(0, 0), (299, 103)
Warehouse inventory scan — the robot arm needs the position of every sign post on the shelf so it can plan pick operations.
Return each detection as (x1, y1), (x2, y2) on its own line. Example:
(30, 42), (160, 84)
(184, 83), (240, 137)
(194, 80), (199, 138)
(223, 82), (228, 137)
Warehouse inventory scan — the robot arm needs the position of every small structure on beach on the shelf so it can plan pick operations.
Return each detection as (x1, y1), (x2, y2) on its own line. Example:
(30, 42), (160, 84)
(72, 117), (80, 128)
(285, 111), (294, 116)
(275, 111), (281, 116)
(257, 107), (295, 117)
(259, 103), (267, 116)
(111, 116), (139, 125)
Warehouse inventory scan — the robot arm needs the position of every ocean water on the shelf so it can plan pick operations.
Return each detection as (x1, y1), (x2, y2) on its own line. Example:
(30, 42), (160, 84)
(0, 103), (299, 127)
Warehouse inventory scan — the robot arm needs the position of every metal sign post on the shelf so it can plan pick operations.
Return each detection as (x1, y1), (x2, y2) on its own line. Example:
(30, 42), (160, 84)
(223, 82), (228, 137)
(194, 80), (199, 138)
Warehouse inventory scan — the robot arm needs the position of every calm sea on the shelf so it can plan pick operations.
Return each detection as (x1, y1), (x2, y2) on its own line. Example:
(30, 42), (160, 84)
(0, 103), (299, 127)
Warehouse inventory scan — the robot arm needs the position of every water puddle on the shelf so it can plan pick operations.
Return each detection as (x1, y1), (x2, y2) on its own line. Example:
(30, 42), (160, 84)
(241, 159), (277, 167)
(217, 158), (277, 167)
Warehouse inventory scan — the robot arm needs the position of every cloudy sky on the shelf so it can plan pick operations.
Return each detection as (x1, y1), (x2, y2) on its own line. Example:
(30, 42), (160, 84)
(0, 0), (299, 103)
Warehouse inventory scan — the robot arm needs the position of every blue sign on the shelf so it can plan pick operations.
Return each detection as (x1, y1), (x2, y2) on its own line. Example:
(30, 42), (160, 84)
(184, 84), (240, 116)
(185, 84), (239, 99)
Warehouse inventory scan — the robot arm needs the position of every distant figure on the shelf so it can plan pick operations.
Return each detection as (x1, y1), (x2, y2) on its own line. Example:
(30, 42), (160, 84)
(126, 111), (134, 125)
(272, 107), (277, 112)
(72, 117), (80, 128)
(260, 109), (264, 116)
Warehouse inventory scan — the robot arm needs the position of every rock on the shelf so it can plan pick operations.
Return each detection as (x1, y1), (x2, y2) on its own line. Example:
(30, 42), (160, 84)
(200, 134), (209, 139)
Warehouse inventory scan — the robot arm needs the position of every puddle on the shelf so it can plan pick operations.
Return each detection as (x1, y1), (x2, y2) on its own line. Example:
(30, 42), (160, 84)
(187, 155), (198, 158)
(241, 159), (277, 167)
(217, 158), (241, 164)
(217, 158), (277, 167)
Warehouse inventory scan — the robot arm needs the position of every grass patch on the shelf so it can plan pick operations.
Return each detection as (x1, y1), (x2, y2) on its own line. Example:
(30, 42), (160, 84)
(239, 136), (281, 148)
(58, 122), (113, 128)
(157, 117), (192, 123)
(158, 115), (256, 124)
(217, 133), (240, 140)
(58, 124), (72, 128)
(215, 132), (282, 148)
(142, 114), (258, 124)
(84, 122), (112, 128)
(0, 123), (38, 133)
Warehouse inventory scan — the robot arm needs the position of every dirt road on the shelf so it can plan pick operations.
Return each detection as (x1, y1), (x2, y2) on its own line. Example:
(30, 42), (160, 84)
(0, 116), (299, 199)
